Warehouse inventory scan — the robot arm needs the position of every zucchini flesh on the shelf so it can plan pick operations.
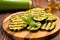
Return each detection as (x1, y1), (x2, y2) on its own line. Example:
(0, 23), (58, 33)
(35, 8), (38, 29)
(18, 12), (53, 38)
(33, 13), (48, 21)
(8, 14), (27, 31)
(27, 22), (41, 31)
(45, 22), (52, 30)
(47, 13), (57, 21)
(50, 22), (56, 30)
(19, 12), (30, 19)
(0, 0), (30, 10)
(41, 22), (47, 29)
(27, 8), (45, 13)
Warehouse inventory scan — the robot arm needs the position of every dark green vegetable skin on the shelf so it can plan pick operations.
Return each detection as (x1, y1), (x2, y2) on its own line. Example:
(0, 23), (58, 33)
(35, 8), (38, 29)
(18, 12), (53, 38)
(0, 0), (30, 10)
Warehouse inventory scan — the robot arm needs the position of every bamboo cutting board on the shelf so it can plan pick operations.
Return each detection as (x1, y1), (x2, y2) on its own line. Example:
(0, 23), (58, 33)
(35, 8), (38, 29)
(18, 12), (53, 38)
(2, 12), (60, 40)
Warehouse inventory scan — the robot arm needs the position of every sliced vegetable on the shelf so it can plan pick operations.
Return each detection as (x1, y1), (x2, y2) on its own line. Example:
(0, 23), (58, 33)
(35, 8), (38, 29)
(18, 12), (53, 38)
(41, 22), (47, 29)
(19, 12), (30, 18)
(47, 13), (57, 21)
(45, 22), (52, 30)
(27, 22), (41, 31)
(8, 14), (27, 31)
(50, 22), (56, 30)
(30, 8), (45, 13)
(33, 13), (48, 21)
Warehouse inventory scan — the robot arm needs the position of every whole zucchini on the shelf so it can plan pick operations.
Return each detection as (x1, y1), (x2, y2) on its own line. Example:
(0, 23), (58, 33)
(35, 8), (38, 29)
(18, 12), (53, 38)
(0, 0), (31, 10)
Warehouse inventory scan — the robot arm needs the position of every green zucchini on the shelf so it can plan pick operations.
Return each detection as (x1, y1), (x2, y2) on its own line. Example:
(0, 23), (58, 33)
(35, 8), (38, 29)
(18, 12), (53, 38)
(19, 11), (30, 19)
(41, 22), (47, 29)
(27, 22), (41, 31)
(10, 14), (21, 21)
(8, 21), (27, 31)
(8, 25), (24, 31)
(8, 14), (27, 31)
(30, 8), (45, 13)
(50, 22), (56, 30)
(33, 13), (48, 21)
(0, 0), (31, 10)
(45, 22), (52, 30)
(47, 13), (57, 21)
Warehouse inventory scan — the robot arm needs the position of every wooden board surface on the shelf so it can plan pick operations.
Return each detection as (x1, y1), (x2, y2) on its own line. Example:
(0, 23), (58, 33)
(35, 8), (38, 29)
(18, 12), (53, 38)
(2, 12), (60, 40)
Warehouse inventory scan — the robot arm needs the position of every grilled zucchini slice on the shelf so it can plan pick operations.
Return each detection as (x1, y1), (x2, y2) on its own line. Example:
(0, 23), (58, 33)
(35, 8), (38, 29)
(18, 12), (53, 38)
(41, 22), (47, 29)
(8, 14), (27, 31)
(45, 22), (52, 30)
(50, 22), (56, 30)
(33, 13), (48, 21)
(26, 8), (47, 21)
(47, 13), (57, 21)
(19, 12), (30, 18)
(8, 22), (27, 31)
(27, 22), (41, 31)
(31, 8), (45, 13)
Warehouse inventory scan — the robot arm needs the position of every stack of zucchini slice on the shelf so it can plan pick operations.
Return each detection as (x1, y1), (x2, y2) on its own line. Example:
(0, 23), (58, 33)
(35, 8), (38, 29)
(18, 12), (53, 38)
(8, 8), (57, 31)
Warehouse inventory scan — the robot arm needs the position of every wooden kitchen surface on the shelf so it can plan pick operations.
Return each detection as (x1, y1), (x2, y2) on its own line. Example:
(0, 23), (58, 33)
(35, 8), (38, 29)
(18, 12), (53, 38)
(0, 0), (60, 40)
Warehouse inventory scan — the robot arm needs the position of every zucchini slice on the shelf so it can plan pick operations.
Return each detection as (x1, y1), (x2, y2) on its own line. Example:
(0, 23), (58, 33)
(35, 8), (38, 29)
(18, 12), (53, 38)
(31, 8), (45, 13)
(26, 8), (45, 14)
(26, 8), (47, 21)
(47, 13), (57, 21)
(50, 22), (56, 30)
(8, 21), (27, 31)
(45, 22), (52, 30)
(41, 22), (47, 29)
(8, 22), (27, 31)
(8, 14), (27, 31)
(19, 11), (30, 19)
(33, 13), (48, 21)
(27, 22), (41, 31)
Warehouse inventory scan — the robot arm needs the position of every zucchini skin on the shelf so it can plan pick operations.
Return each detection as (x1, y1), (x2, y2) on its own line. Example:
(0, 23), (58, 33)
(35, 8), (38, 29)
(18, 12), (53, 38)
(0, 0), (30, 10)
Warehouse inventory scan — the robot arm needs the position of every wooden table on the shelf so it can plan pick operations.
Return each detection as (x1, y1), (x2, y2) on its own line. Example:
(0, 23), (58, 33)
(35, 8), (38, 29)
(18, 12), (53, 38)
(0, 0), (60, 40)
